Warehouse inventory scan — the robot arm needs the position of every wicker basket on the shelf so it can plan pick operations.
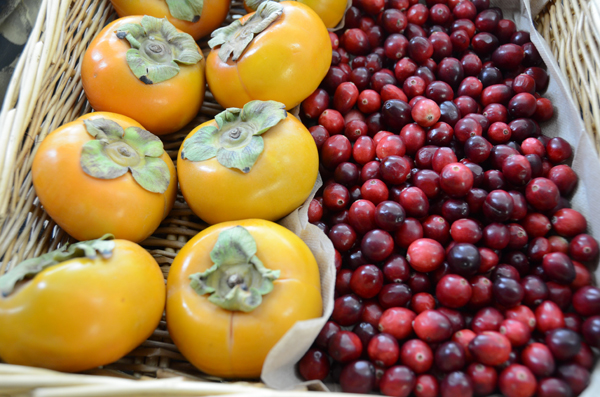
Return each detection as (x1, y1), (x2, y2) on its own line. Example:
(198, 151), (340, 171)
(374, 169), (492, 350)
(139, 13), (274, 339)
(0, 0), (599, 395)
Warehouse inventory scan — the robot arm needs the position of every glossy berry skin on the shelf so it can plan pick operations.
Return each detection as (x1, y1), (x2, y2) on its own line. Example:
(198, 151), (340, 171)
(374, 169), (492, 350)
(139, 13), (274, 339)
(440, 163), (474, 197)
(407, 238), (445, 272)
(440, 371), (473, 397)
(446, 243), (481, 277)
(328, 331), (363, 363)
(582, 316), (600, 348)
(298, 349), (330, 380)
(499, 364), (537, 397)
(468, 331), (511, 367)
(401, 339), (434, 374)
(536, 378), (573, 397)
(572, 286), (600, 317)
(380, 365), (416, 397)
(379, 307), (416, 340)
(339, 360), (376, 393)
(435, 341), (466, 373)
(414, 310), (453, 343)
(436, 274), (472, 308)
(368, 333), (400, 367)
(545, 328), (582, 362)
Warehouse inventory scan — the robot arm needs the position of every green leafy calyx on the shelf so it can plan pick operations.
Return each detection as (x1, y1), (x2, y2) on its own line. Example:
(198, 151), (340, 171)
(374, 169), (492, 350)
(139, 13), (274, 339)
(181, 100), (287, 173)
(115, 15), (202, 84)
(208, 1), (283, 62)
(189, 226), (280, 312)
(81, 118), (170, 193)
(0, 235), (115, 297)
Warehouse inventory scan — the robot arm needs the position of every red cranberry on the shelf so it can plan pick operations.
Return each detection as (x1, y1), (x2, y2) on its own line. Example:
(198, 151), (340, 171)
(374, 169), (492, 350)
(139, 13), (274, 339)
(408, 36), (434, 64)
(482, 223), (510, 250)
(546, 328), (582, 362)
(499, 364), (537, 397)
(435, 341), (466, 373)
(378, 282), (413, 309)
(343, 28), (371, 55)
(401, 339), (434, 374)
(367, 333), (400, 367)
(414, 310), (453, 343)
(440, 371), (473, 397)
(299, 348), (330, 381)
(537, 378), (573, 397)
(548, 165), (578, 196)
(521, 275), (548, 307)
(535, 301), (566, 333)
(546, 137), (572, 164)
(542, 252), (576, 285)
(379, 307), (416, 340)
(340, 360), (376, 393)
(333, 294), (364, 326)
(468, 331), (511, 366)
(316, 321), (341, 350)
(440, 162), (474, 197)
(436, 274), (472, 309)
(522, 342), (555, 377)
(581, 316), (600, 348)
(411, 292), (436, 314)
(569, 233), (599, 262)
(471, 307), (504, 334)
(328, 330), (363, 362)
(380, 365), (416, 397)
(557, 364), (590, 396)
(396, 218), (424, 248)
(414, 374), (438, 397)
(467, 363), (497, 396)
(572, 286), (600, 317)
(407, 238), (445, 272)
(499, 318), (530, 347)
(525, 177), (560, 211)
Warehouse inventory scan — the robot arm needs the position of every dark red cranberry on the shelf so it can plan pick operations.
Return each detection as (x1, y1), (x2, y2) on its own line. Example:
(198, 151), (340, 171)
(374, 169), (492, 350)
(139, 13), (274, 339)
(413, 310), (453, 343)
(537, 378), (573, 397)
(408, 36), (434, 64)
(572, 286), (600, 317)
(440, 371), (473, 397)
(299, 348), (331, 381)
(328, 330), (363, 363)
(557, 364), (590, 396)
(382, 99), (412, 130)
(435, 341), (466, 373)
(545, 328), (582, 362)
(493, 277), (524, 308)
(446, 243), (480, 277)
(340, 360), (376, 393)
(546, 137), (573, 164)
(498, 364), (537, 397)
(521, 275), (548, 307)
(581, 316), (600, 348)
(542, 252), (576, 285)
(569, 234), (599, 262)
(525, 177), (560, 211)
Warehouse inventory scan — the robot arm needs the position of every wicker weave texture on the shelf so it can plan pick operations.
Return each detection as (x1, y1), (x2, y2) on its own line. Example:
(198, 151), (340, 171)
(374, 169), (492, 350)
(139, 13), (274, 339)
(535, 0), (600, 152)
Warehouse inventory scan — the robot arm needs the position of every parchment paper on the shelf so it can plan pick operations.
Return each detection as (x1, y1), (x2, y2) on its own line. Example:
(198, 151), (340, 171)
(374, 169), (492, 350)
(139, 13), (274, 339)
(260, 0), (600, 394)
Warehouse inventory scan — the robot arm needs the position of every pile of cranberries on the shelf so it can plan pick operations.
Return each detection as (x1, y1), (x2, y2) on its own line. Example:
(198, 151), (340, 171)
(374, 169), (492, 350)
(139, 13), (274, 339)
(296, 0), (600, 396)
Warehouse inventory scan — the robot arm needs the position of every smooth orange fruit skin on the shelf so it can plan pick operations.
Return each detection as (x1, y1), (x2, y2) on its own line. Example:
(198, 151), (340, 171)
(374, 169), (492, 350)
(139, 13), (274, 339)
(0, 240), (166, 372)
(110, 0), (232, 41)
(166, 219), (322, 378)
(32, 112), (177, 243)
(206, 2), (332, 110)
(81, 16), (205, 135)
(177, 113), (318, 225)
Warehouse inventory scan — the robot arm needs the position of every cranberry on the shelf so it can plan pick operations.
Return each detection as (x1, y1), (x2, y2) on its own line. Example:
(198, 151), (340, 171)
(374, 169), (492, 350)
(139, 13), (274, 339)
(414, 374), (439, 397)
(367, 332), (399, 367)
(380, 366), (416, 397)
(525, 177), (560, 211)
(408, 272), (432, 294)
(340, 360), (376, 393)
(482, 223), (510, 250)
(328, 330), (363, 362)
(396, 218), (424, 248)
(401, 339), (434, 374)
(468, 331), (511, 366)
(382, 99), (413, 130)
(376, 134), (406, 158)
(557, 364), (590, 396)
(535, 301), (566, 333)
(569, 233), (599, 262)
(469, 276), (493, 308)
(467, 363), (497, 396)
(316, 321), (341, 350)
(298, 348), (330, 382)
(440, 162), (474, 197)
(582, 316), (600, 348)
(471, 307), (503, 334)
(499, 318), (531, 347)
(522, 342), (555, 377)
(548, 165), (578, 196)
(499, 364), (537, 397)
(435, 341), (466, 373)
(408, 36), (434, 64)
(407, 238), (445, 272)
(521, 275), (548, 307)
(537, 378), (573, 397)
(378, 282), (413, 308)
(379, 307), (416, 340)
(400, 123), (427, 154)
(414, 310), (453, 343)
(436, 274), (472, 309)
(412, 98), (441, 128)
(440, 371), (473, 397)
(545, 328), (582, 362)
(573, 286), (600, 317)
(411, 292), (436, 313)
(343, 28), (371, 55)
(505, 305), (537, 332)
(542, 252), (576, 285)
(546, 137), (572, 164)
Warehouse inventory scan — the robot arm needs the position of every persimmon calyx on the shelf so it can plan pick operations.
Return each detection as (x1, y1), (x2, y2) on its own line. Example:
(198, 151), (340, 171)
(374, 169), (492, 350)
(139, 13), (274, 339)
(189, 226), (280, 312)
(181, 100), (286, 173)
(115, 15), (202, 84)
(244, 0), (283, 10)
(208, 1), (283, 62)
(81, 118), (170, 193)
(0, 234), (115, 297)
(165, 0), (204, 22)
